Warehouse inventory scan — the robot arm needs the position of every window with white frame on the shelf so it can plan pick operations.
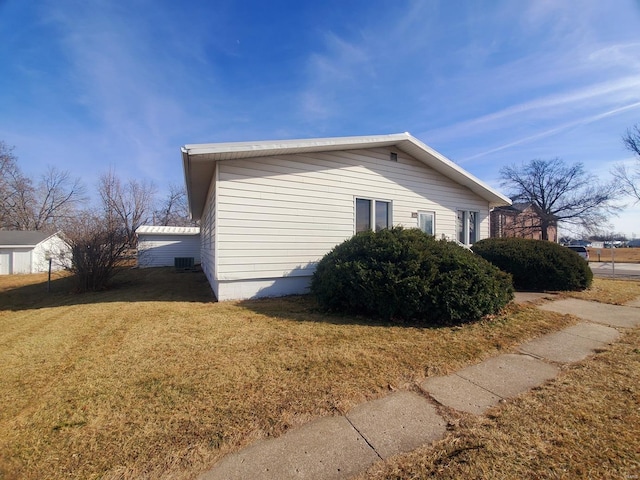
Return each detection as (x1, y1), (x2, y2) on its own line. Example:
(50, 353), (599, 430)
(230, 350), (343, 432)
(355, 198), (391, 232)
(418, 211), (435, 236)
(457, 210), (479, 244)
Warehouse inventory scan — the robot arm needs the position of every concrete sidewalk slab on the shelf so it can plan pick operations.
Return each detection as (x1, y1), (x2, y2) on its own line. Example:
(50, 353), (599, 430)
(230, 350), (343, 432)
(455, 353), (559, 399)
(199, 296), (640, 480)
(199, 416), (378, 480)
(538, 298), (640, 328)
(421, 354), (558, 414)
(518, 323), (620, 363)
(560, 322), (622, 342)
(345, 391), (446, 459)
(421, 373), (502, 415)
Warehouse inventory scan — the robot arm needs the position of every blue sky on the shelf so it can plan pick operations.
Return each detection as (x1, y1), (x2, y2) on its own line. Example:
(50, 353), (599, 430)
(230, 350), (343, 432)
(1, 0), (640, 237)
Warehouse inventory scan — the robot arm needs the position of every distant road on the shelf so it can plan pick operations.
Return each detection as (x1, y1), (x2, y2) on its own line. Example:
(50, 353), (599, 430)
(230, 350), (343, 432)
(590, 262), (640, 280)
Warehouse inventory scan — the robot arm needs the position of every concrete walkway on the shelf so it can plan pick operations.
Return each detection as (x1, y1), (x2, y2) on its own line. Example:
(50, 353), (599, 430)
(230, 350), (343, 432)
(199, 297), (640, 480)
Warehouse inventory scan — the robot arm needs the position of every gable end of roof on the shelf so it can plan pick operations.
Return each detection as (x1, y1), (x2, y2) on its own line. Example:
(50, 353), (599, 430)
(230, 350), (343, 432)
(182, 133), (511, 220)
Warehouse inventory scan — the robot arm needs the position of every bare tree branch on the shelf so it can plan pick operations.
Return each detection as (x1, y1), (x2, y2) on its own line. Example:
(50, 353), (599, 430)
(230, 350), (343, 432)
(500, 158), (619, 240)
(0, 142), (86, 231)
(64, 209), (129, 292)
(32, 166), (87, 231)
(612, 124), (640, 203)
(98, 169), (156, 246)
(153, 183), (196, 226)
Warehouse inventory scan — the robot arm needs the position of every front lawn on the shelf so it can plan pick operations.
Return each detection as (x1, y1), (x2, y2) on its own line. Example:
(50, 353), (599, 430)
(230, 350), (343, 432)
(0, 269), (637, 479)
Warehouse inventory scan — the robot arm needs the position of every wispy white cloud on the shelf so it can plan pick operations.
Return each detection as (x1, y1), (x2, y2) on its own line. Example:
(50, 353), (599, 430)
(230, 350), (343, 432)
(425, 75), (640, 145)
(460, 101), (640, 162)
(37, 0), (229, 183)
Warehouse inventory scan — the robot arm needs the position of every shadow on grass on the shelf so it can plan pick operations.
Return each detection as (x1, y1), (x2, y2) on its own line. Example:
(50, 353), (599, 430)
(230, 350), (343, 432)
(0, 267), (216, 311)
(237, 294), (456, 329)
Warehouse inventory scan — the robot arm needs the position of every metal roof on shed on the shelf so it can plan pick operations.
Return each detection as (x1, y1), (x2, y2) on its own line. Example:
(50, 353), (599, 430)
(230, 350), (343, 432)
(136, 225), (200, 235)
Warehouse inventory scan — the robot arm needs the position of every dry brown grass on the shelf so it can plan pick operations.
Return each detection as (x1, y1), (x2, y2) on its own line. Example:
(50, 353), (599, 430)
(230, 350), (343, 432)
(356, 328), (640, 480)
(0, 269), (637, 480)
(588, 247), (640, 263)
(563, 277), (640, 304)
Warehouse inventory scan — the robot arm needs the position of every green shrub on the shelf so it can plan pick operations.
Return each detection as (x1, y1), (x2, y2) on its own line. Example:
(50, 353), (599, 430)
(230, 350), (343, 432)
(310, 227), (514, 325)
(471, 237), (593, 292)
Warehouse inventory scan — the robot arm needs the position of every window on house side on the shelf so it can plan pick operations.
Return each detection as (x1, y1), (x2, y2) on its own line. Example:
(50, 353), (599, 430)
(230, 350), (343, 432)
(356, 198), (391, 233)
(356, 198), (371, 232)
(457, 211), (466, 243)
(418, 211), (435, 236)
(375, 201), (390, 232)
(457, 210), (479, 244)
(469, 211), (477, 244)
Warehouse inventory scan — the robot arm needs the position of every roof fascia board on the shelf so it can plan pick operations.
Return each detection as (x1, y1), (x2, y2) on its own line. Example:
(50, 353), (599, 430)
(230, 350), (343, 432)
(182, 133), (410, 158)
(182, 132), (511, 218)
(395, 135), (512, 206)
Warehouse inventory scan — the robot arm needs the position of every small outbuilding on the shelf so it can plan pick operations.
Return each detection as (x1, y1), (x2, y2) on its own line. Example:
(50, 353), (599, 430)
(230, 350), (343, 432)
(136, 225), (201, 268)
(0, 231), (71, 275)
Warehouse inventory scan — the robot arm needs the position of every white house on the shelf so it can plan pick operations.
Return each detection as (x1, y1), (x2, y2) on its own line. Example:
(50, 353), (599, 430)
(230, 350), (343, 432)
(182, 132), (511, 301)
(0, 231), (71, 275)
(136, 225), (201, 268)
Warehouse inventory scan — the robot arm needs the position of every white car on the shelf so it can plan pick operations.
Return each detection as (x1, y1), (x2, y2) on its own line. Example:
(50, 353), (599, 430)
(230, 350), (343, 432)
(566, 245), (589, 261)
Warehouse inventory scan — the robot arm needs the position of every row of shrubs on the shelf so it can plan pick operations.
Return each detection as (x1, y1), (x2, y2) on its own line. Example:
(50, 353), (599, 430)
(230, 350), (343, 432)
(472, 237), (593, 292)
(310, 228), (592, 325)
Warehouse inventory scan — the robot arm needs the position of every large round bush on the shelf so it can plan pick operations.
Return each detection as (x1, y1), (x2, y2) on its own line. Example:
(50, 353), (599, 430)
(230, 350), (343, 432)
(310, 228), (514, 324)
(471, 237), (593, 291)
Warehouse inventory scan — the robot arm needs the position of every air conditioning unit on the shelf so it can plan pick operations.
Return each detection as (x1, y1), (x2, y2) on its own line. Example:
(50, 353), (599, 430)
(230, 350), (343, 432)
(174, 257), (194, 270)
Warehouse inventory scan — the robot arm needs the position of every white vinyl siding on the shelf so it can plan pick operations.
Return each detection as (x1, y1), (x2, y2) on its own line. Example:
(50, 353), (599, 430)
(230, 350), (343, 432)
(0, 235), (70, 274)
(211, 147), (489, 282)
(200, 165), (217, 289)
(137, 234), (200, 267)
(32, 236), (71, 272)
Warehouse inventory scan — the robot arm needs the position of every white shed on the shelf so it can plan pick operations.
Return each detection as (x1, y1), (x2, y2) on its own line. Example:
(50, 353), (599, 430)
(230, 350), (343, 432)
(182, 132), (512, 301)
(136, 225), (201, 268)
(0, 231), (71, 275)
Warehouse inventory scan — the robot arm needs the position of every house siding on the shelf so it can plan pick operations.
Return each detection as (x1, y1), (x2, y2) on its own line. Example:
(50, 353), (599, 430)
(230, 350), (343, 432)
(32, 235), (71, 272)
(137, 234), (201, 267)
(200, 164), (218, 295)
(212, 147), (489, 294)
(0, 234), (71, 274)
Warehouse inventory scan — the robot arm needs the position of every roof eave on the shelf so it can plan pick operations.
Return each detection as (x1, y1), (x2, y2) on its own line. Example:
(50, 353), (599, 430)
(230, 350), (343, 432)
(182, 133), (512, 219)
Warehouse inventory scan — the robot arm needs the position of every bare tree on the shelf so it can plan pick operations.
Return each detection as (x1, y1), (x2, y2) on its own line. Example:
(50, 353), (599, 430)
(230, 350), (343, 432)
(64, 209), (129, 292)
(0, 141), (30, 228)
(0, 142), (85, 231)
(30, 167), (86, 230)
(98, 169), (156, 246)
(153, 183), (196, 226)
(2, 171), (35, 231)
(612, 124), (640, 202)
(500, 158), (619, 241)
